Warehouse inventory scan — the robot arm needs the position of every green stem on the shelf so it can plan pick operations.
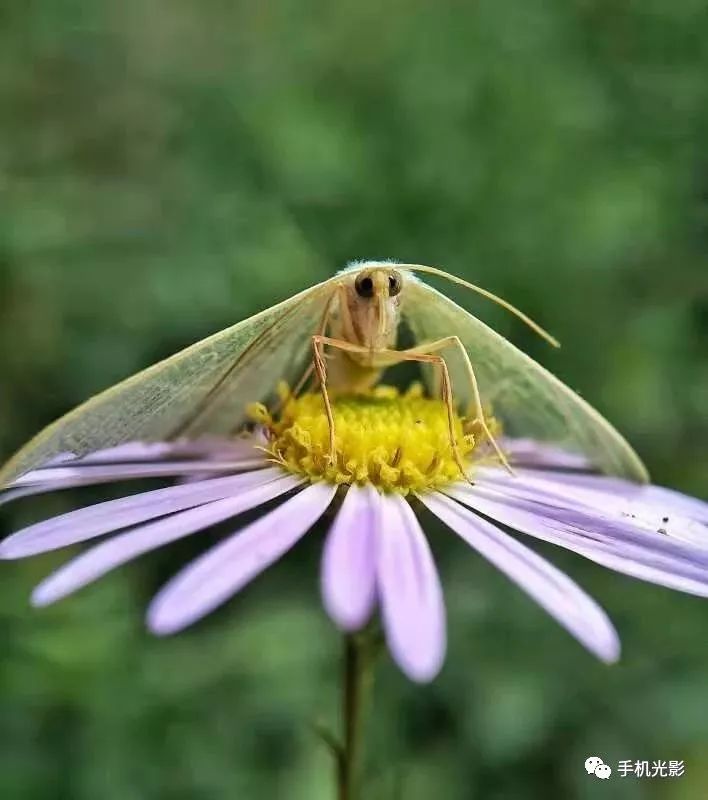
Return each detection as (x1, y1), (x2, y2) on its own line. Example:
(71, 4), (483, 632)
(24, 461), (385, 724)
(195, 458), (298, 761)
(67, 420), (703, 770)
(338, 633), (371, 800)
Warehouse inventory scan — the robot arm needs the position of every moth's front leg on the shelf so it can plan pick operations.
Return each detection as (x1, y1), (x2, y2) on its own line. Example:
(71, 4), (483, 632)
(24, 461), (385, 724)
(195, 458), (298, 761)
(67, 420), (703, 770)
(310, 334), (379, 466)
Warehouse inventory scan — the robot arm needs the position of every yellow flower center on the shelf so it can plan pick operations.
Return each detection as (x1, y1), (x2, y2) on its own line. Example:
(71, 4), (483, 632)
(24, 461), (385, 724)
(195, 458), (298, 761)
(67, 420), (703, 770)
(248, 383), (499, 494)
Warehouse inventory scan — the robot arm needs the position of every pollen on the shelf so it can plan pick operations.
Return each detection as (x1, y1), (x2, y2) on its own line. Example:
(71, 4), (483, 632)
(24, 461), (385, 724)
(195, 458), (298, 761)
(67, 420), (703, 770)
(248, 383), (498, 494)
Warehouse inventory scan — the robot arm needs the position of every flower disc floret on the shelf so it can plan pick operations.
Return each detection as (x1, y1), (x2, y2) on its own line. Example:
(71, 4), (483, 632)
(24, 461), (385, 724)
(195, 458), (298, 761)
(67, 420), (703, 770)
(248, 384), (480, 494)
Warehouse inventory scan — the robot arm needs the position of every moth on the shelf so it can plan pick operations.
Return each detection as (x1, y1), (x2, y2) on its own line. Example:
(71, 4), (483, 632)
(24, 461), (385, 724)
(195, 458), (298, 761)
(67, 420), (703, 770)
(0, 261), (648, 486)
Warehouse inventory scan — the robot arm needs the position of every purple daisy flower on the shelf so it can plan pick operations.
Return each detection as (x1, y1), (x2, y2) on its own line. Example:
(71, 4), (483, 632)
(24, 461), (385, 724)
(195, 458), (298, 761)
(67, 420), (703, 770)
(1, 388), (707, 683)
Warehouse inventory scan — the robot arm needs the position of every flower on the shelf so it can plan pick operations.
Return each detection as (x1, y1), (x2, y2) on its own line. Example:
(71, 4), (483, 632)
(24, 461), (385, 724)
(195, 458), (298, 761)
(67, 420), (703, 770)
(1, 385), (707, 683)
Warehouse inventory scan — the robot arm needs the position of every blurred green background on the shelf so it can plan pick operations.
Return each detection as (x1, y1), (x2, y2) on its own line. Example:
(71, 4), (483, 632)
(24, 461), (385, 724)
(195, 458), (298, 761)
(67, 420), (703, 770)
(1, 1), (707, 798)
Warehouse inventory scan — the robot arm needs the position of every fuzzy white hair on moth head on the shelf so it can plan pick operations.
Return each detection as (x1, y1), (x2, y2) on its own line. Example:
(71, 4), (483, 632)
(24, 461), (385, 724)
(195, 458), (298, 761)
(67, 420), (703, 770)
(338, 259), (404, 275)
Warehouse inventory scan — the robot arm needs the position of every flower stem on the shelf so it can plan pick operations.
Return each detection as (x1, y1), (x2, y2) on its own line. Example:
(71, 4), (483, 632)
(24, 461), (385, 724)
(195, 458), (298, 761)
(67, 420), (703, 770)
(338, 633), (372, 800)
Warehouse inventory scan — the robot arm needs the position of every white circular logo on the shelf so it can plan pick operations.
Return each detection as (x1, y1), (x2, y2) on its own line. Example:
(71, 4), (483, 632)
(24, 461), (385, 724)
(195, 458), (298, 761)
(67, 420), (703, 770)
(585, 757), (612, 779)
(585, 757), (603, 775)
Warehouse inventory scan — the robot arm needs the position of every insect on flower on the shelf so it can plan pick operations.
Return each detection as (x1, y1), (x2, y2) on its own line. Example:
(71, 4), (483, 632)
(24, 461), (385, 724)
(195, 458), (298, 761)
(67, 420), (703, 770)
(2, 261), (706, 682)
(0, 260), (647, 486)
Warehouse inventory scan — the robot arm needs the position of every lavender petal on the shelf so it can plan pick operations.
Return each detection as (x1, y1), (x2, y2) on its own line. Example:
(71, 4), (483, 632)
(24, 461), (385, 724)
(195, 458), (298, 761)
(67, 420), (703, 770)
(507, 467), (708, 525)
(31, 474), (303, 606)
(38, 437), (262, 466)
(0, 467), (285, 559)
(502, 438), (592, 471)
(0, 485), (55, 509)
(147, 482), (337, 635)
(376, 494), (446, 683)
(446, 484), (708, 598)
(321, 484), (379, 631)
(9, 458), (268, 488)
(476, 469), (708, 547)
(639, 485), (708, 525)
(418, 492), (620, 662)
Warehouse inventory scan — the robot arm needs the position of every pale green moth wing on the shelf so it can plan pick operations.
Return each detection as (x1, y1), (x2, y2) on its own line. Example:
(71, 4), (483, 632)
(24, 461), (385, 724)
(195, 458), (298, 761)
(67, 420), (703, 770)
(0, 279), (335, 487)
(403, 275), (649, 482)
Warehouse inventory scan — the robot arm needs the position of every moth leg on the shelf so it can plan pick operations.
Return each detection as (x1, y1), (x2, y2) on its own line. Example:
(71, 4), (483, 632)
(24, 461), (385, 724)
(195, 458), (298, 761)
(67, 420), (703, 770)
(271, 291), (338, 416)
(290, 361), (315, 397)
(312, 336), (471, 483)
(310, 334), (385, 465)
(402, 351), (471, 483)
(401, 336), (513, 475)
(293, 290), (337, 398)
(266, 360), (316, 422)
(311, 334), (338, 464)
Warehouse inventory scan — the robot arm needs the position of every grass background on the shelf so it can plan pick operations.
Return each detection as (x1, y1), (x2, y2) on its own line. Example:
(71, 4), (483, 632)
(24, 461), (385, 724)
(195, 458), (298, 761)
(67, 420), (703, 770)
(1, 2), (707, 798)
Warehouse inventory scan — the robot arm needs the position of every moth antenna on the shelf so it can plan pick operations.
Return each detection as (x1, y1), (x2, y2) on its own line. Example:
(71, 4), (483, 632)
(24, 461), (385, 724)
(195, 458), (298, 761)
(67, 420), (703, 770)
(400, 263), (560, 348)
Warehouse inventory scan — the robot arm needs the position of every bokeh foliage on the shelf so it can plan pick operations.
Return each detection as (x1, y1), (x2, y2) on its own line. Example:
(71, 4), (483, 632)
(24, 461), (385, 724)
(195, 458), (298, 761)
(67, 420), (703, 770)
(1, 1), (707, 798)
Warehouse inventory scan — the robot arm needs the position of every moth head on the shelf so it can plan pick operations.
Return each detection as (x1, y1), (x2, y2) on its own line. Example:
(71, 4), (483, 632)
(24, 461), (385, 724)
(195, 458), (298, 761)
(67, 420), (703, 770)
(344, 265), (404, 344)
(353, 268), (403, 301)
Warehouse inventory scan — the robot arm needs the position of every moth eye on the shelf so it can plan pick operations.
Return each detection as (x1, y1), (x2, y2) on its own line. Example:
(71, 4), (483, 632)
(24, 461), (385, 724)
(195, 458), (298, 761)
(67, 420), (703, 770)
(355, 275), (375, 298)
(388, 274), (402, 297)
